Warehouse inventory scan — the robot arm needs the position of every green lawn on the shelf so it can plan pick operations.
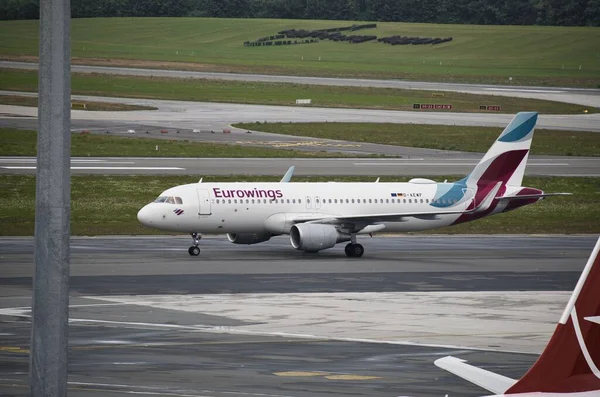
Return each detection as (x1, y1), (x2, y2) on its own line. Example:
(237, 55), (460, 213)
(0, 175), (597, 235)
(0, 18), (598, 87)
(0, 94), (157, 111)
(233, 122), (600, 156)
(0, 69), (594, 114)
(0, 128), (373, 158)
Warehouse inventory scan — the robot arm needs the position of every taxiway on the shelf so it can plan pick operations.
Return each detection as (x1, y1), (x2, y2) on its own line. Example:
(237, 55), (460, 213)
(0, 235), (595, 397)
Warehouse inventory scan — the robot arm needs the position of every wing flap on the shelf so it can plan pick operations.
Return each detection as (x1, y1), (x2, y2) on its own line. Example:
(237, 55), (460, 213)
(434, 356), (516, 394)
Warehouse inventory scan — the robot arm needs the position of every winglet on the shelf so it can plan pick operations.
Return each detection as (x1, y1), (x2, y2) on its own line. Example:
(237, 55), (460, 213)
(434, 356), (516, 394)
(473, 181), (502, 213)
(280, 166), (295, 183)
(505, 236), (600, 393)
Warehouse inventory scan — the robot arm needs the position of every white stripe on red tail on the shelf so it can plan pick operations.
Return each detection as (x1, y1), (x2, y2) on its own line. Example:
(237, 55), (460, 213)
(506, 237), (600, 393)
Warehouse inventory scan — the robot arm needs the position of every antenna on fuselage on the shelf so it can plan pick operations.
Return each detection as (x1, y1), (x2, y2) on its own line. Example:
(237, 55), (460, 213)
(198, 178), (203, 183)
(375, 177), (380, 183)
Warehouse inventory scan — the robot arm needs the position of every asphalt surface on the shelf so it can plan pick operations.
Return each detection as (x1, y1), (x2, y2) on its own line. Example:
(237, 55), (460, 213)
(1, 155), (598, 177)
(2, 61), (600, 107)
(0, 235), (596, 397)
(2, 91), (600, 132)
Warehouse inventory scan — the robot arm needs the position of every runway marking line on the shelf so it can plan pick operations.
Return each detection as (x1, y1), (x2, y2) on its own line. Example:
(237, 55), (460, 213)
(1, 166), (185, 170)
(273, 371), (327, 377)
(0, 346), (29, 354)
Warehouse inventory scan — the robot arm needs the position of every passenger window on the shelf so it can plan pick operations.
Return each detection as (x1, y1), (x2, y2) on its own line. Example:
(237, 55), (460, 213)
(234, 199), (238, 204)
(368, 199), (372, 203)
(228, 199), (231, 204)
(403, 199), (406, 203)
(292, 199), (296, 203)
(299, 199), (301, 203)
(287, 199), (290, 204)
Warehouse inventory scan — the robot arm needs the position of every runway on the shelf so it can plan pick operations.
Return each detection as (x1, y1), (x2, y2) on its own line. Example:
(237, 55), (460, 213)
(2, 155), (598, 177)
(3, 61), (600, 107)
(0, 235), (596, 397)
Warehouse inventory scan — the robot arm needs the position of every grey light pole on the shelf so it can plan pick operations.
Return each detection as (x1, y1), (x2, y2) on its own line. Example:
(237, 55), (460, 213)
(29, 0), (71, 395)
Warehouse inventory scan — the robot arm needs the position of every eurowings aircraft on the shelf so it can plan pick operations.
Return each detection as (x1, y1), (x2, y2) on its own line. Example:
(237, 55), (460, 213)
(137, 112), (568, 257)
(435, 236), (600, 396)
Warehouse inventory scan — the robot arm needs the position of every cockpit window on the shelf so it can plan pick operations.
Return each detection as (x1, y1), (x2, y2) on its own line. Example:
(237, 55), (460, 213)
(154, 196), (183, 204)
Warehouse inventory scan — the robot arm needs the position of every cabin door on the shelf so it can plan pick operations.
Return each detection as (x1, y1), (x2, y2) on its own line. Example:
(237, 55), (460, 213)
(197, 189), (211, 215)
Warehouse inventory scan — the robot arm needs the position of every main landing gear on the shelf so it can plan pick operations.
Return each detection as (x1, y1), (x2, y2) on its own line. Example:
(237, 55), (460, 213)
(345, 243), (364, 258)
(188, 232), (201, 256)
(344, 234), (364, 258)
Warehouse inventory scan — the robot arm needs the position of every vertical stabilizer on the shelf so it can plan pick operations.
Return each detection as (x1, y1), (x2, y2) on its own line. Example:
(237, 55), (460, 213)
(464, 112), (537, 193)
(506, 237), (600, 393)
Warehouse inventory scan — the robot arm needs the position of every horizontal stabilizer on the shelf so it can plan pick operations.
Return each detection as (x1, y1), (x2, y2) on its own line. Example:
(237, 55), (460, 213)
(434, 356), (516, 394)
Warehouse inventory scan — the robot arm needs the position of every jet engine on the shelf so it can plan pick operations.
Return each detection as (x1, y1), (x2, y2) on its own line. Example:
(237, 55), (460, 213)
(227, 232), (272, 245)
(289, 224), (350, 252)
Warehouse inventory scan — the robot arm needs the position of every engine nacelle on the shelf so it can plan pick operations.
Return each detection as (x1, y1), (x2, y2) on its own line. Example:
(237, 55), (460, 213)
(289, 224), (350, 252)
(227, 232), (271, 245)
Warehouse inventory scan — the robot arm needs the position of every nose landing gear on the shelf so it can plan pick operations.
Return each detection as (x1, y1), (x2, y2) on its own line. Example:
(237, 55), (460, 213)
(188, 232), (202, 256)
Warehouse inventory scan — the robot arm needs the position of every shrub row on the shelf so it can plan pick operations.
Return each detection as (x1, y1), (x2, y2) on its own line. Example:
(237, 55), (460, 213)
(243, 39), (318, 47)
(378, 36), (453, 45)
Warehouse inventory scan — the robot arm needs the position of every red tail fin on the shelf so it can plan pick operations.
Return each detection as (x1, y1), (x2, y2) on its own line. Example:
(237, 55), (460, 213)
(506, 237), (600, 393)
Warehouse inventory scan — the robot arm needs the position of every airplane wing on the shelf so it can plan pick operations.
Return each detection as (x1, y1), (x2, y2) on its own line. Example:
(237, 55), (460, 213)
(293, 208), (468, 225)
(280, 166), (295, 183)
(496, 192), (572, 201)
(434, 356), (517, 394)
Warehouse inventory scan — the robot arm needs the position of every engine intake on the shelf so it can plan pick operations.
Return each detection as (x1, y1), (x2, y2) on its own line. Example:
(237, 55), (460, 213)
(289, 224), (350, 252)
(227, 232), (271, 245)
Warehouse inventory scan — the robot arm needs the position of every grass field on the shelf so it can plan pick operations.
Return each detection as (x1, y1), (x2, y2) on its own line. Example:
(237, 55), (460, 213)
(0, 18), (598, 87)
(0, 174), (597, 236)
(233, 122), (600, 156)
(0, 94), (157, 111)
(0, 69), (594, 114)
(0, 128), (377, 158)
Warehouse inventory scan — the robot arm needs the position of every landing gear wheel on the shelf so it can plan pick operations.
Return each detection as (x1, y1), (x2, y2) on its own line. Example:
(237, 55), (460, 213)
(188, 232), (202, 256)
(345, 243), (364, 258)
(345, 243), (353, 257)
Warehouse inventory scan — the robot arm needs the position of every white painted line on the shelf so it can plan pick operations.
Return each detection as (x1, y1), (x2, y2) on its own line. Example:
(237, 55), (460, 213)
(1, 166), (185, 170)
(485, 88), (565, 94)
(65, 317), (534, 355)
(353, 163), (569, 166)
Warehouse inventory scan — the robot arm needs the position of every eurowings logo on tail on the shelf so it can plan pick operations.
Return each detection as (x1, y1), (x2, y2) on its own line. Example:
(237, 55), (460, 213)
(435, 237), (600, 395)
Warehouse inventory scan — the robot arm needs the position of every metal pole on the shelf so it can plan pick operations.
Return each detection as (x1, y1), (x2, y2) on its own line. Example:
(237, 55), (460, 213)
(30, 0), (71, 395)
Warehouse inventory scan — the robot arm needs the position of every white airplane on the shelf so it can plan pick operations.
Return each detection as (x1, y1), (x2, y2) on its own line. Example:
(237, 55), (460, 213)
(137, 112), (568, 257)
(435, 236), (600, 396)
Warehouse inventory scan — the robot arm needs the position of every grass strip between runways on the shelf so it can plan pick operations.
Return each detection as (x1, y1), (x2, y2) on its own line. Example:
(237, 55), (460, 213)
(1, 175), (598, 236)
(0, 128), (377, 158)
(233, 122), (600, 157)
(0, 69), (595, 115)
(0, 94), (157, 111)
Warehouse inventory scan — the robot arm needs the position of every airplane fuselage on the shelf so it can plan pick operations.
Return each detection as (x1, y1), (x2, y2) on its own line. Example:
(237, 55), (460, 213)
(137, 180), (530, 235)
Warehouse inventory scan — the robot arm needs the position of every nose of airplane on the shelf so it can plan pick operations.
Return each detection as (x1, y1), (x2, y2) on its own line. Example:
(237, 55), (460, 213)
(137, 205), (153, 226)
